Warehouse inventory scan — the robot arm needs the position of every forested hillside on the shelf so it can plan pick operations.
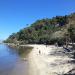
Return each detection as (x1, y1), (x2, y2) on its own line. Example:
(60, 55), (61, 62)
(4, 13), (75, 45)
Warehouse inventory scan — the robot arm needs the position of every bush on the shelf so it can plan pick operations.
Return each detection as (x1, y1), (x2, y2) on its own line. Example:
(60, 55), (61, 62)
(49, 37), (65, 46)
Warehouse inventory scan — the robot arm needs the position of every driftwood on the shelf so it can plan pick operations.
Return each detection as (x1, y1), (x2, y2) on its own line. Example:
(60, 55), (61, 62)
(63, 46), (71, 52)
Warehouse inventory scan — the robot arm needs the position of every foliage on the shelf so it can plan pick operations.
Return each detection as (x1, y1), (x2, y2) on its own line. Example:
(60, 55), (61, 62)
(68, 24), (75, 42)
(4, 13), (75, 45)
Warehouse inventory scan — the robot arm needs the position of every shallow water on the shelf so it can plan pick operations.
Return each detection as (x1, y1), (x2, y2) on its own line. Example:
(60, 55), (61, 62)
(0, 44), (28, 75)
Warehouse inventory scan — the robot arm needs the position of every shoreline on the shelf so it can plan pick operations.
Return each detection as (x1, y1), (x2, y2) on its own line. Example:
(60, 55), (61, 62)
(3, 43), (75, 75)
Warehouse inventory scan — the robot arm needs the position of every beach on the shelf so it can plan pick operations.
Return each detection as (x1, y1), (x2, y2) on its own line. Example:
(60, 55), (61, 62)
(28, 44), (75, 75)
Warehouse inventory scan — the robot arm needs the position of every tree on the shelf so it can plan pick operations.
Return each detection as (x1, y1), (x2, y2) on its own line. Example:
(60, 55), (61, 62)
(68, 24), (75, 45)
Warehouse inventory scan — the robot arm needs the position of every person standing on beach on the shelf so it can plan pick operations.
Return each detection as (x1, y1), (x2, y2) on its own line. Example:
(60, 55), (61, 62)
(55, 42), (58, 50)
(55, 42), (58, 47)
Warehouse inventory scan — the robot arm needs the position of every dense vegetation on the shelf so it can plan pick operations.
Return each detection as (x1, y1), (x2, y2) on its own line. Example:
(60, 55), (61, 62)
(4, 13), (75, 45)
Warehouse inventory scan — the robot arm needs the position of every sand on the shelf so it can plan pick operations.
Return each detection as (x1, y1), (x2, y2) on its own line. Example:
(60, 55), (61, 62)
(28, 44), (75, 75)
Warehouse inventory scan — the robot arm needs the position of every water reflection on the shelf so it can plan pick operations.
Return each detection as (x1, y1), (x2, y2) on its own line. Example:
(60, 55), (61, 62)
(0, 44), (28, 75)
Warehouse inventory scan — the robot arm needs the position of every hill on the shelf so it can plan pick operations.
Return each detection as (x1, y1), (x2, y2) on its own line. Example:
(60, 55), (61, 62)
(4, 13), (75, 45)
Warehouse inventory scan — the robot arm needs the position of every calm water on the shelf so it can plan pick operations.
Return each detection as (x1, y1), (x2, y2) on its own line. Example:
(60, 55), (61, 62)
(0, 44), (28, 75)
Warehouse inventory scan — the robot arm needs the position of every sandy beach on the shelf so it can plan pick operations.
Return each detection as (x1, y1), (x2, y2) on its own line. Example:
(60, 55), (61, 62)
(28, 44), (75, 75)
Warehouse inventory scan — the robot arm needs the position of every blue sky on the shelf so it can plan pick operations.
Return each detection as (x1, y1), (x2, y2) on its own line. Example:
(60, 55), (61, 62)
(0, 0), (75, 40)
